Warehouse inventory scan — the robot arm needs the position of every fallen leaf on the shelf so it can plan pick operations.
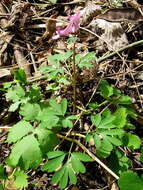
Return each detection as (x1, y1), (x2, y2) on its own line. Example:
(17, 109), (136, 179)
(111, 182), (119, 190)
(0, 69), (11, 78)
(87, 18), (128, 51)
(71, 186), (79, 190)
(96, 8), (143, 23)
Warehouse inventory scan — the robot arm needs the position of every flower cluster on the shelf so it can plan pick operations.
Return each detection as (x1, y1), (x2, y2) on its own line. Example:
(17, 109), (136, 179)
(53, 12), (80, 39)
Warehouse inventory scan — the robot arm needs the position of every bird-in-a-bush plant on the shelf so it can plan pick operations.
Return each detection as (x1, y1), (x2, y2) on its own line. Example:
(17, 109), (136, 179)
(0, 50), (142, 190)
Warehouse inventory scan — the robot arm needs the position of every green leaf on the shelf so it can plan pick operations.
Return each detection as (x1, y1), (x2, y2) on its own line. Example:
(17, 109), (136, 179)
(0, 184), (4, 190)
(51, 167), (65, 184)
(37, 108), (59, 129)
(116, 95), (132, 105)
(34, 128), (59, 155)
(113, 107), (127, 128)
(101, 129), (124, 136)
(99, 115), (116, 128)
(59, 165), (69, 188)
(123, 133), (141, 149)
(68, 165), (77, 185)
(108, 150), (130, 174)
(106, 136), (122, 146)
(61, 98), (67, 116)
(9, 101), (21, 112)
(42, 155), (66, 172)
(72, 152), (92, 162)
(98, 124), (116, 129)
(99, 80), (113, 98)
(28, 85), (43, 102)
(48, 0), (57, 4)
(78, 52), (95, 68)
(6, 84), (25, 102)
(7, 120), (33, 143)
(47, 151), (66, 159)
(58, 77), (70, 85)
(62, 117), (73, 128)
(49, 98), (67, 116)
(14, 170), (28, 188)
(91, 114), (101, 127)
(118, 171), (143, 190)
(71, 154), (86, 173)
(20, 103), (41, 121)
(102, 137), (113, 151)
(7, 135), (42, 170)
(13, 69), (27, 84)
(0, 164), (7, 180)
(94, 134), (101, 148)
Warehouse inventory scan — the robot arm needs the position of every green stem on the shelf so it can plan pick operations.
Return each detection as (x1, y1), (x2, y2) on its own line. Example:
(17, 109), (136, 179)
(97, 39), (143, 64)
(72, 42), (76, 113)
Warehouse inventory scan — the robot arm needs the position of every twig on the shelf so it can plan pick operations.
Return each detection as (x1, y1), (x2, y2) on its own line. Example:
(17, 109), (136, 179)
(57, 134), (119, 180)
(97, 39), (143, 64)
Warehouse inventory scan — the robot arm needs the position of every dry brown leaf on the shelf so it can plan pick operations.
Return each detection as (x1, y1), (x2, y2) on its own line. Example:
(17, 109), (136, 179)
(80, 1), (102, 25)
(110, 182), (119, 190)
(97, 8), (143, 23)
(71, 186), (79, 190)
(0, 69), (10, 78)
(87, 18), (128, 51)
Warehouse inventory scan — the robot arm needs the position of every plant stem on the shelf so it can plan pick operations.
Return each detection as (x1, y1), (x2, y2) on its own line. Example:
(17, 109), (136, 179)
(72, 42), (76, 113)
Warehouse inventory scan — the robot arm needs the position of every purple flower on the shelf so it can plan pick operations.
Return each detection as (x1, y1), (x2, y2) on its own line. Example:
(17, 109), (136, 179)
(53, 12), (80, 39)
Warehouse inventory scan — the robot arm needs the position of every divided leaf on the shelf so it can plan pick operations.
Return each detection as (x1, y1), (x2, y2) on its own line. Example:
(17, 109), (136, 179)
(49, 98), (67, 116)
(72, 152), (92, 162)
(20, 103), (41, 121)
(123, 133), (141, 149)
(47, 151), (66, 159)
(71, 154), (86, 173)
(42, 154), (66, 172)
(7, 120), (33, 143)
(118, 171), (143, 190)
(7, 135), (42, 170)
(34, 128), (59, 155)
(14, 170), (28, 188)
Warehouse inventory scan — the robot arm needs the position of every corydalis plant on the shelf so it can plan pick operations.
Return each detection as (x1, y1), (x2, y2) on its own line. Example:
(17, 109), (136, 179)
(53, 12), (80, 39)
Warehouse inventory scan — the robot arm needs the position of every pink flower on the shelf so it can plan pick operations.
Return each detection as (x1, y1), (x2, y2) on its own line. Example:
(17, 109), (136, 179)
(53, 12), (80, 39)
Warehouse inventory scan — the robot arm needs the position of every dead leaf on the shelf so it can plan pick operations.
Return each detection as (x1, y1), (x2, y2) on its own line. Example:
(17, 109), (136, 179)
(80, 1), (102, 25)
(87, 18), (128, 51)
(110, 182), (119, 190)
(96, 8), (143, 23)
(0, 69), (11, 78)
(71, 186), (79, 190)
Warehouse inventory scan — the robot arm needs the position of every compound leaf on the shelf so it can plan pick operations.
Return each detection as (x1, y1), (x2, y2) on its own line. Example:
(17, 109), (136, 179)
(47, 151), (66, 159)
(20, 103), (41, 121)
(68, 166), (77, 185)
(72, 152), (92, 162)
(34, 128), (58, 155)
(42, 154), (66, 172)
(7, 135), (42, 170)
(118, 171), (143, 190)
(71, 154), (86, 173)
(59, 165), (69, 189)
(7, 120), (33, 143)
(123, 133), (141, 149)
(94, 134), (101, 148)
(91, 114), (101, 127)
(14, 170), (28, 188)
(51, 167), (65, 184)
